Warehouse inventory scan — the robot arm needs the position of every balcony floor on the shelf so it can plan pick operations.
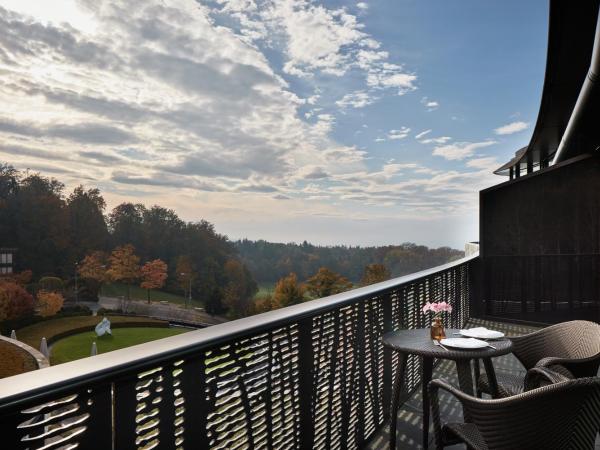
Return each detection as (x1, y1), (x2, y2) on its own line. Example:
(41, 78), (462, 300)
(367, 318), (600, 449)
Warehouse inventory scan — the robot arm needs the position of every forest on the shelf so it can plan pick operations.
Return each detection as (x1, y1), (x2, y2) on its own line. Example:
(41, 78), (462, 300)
(235, 239), (464, 283)
(0, 164), (254, 314)
(0, 163), (463, 317)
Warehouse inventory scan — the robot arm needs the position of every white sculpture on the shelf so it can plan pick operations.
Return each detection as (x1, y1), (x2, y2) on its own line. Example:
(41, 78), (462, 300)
(40, 337), (49, 359)
(95, 317), (112, 337)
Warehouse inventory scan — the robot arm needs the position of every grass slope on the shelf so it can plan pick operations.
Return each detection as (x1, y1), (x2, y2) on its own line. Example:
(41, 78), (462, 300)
(17, 315), (166, 349)
(101, 283), (204, 307)
(51, 327), (190, 365)
(254, 282), (276, 299)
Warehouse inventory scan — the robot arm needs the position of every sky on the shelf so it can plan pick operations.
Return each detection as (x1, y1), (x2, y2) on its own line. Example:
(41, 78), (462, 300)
(0, 0), (548, 249)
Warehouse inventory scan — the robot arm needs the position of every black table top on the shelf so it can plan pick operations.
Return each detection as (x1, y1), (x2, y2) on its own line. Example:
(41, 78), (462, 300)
(382, 328), (513, 360)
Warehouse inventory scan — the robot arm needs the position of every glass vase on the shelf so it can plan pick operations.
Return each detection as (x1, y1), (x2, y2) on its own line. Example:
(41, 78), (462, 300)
(430, 316), (446, 341)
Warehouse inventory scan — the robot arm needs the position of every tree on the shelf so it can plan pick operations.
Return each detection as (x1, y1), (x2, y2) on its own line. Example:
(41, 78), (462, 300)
(36, 290), (64, 317)
(0, 280), (34, 321)
(361, 263), (391, 286)
(14, 174), (70, 277)
(67, 186), (109, 262)
(108, 203), (146, 250)
(251, 294), (276, 314)
(78, 251), (108, 282)
(106, 245), (140, 301)
(39, 276), (64, 292)
(223, 259), (257, 318)
(140, 259), (168, 303)
(305, 267), (353, 298)
(176, 255), (196, 306)
(204, 286), (226, 315)
(273, 273), (305, 308)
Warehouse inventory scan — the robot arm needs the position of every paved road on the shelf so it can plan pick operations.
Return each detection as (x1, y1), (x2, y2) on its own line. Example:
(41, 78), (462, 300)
(76, 297), (229, 327)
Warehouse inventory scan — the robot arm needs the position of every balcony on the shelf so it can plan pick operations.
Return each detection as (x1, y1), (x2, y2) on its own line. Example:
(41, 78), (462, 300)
(2, 252), (597, 449)
(2, 1), (600, 448)
(0, 255), (478, 449)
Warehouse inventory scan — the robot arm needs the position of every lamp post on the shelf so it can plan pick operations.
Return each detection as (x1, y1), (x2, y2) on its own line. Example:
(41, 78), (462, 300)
(180, 272), (191, 309)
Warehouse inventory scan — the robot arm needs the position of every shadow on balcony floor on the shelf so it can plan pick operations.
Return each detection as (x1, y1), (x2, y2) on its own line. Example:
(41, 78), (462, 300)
(367, 318), (600, 450)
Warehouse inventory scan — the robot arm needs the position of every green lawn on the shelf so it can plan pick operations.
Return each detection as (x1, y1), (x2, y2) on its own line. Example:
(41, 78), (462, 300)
(254, 282), (276, 299)
(101, 283), (204, 307)
(51, 327), (190, 365)
(17, 315), (167, 349)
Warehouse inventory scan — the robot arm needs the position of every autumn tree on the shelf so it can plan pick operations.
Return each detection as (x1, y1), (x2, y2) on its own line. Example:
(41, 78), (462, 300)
(361, 263), (391, 286)
(106, 244), (140, 301)
(305, 267), (353, 298)
(176, 255), (196, 306)
(223, 259), (258, 318)
(273, 273), (305, 308)
(251, 294), (276, 314)
(140, 259), (168, 303)
(78, 251), (108, 281)
(0, 280), (34, 321)
(36, 290), (64, 317)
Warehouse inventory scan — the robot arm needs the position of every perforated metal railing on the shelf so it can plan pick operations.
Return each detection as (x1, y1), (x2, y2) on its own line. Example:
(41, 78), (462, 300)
(0, 255), (476, 450)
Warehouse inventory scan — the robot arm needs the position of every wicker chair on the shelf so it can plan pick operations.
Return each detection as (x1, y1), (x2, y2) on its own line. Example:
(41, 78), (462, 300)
(429, 376), (600, 450)
(479, 320), (600, 398)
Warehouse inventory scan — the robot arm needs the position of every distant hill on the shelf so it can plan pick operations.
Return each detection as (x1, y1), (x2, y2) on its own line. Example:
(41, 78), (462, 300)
(235, 240), (464, 283)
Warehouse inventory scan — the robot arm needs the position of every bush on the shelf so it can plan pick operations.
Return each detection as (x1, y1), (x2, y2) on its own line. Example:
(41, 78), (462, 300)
(36, 290), (64, 317)
(39, 276), (64, 292)
(0, 305), (92, 337)
(0, 280), (35, 321)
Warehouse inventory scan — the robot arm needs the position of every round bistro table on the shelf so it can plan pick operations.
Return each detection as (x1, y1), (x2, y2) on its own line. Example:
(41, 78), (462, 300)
(382, 328), (513, 450)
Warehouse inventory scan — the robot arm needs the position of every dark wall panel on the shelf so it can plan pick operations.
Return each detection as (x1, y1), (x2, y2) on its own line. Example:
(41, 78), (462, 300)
(479, 154), (600, 323)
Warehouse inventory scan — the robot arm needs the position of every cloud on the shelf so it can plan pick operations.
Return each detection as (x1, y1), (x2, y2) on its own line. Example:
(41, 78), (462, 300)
(209, 0), (417, 95)
(420, 136), (451, 145)
(387, 127), (410, 140)
(336, 91), (374, 109)
(0, 117), (136, 144)
(301, 166), (330, 179)
(433, 140), (497, 160)
(415, 129), (432, 140)
(494, 121), (529, 135)
(421, 96), (439, 111)
(466, 157), (499, 170)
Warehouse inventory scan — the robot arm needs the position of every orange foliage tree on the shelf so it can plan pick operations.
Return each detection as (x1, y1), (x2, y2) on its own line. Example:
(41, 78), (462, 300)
(273, 273), (306, 308)
(0, 280), (35, 321)
(106, 244), (140, 301)
(140, 259), (168, 303)
(78, 251), (108, 282)
(305, 267), (353, 298)
(360, 263), (391, 286)
(36, 290), (64, 317)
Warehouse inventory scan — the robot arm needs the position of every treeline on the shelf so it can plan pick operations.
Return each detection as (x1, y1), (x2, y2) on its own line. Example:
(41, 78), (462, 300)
(235, 240), (464, 283)
(0, 164), (256, 314)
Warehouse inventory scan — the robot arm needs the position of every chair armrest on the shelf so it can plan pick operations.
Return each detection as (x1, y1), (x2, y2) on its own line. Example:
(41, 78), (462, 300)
(428, 379), (477, 450)
(524, 366), (571, 391)
(536, 355), (600, 378)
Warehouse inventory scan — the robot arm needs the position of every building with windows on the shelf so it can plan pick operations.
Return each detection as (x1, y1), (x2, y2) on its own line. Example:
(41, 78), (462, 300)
(0, 248), (15, 275)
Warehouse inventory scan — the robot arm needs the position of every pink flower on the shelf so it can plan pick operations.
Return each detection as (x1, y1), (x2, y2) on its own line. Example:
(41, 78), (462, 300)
(422, 301), (452, 315)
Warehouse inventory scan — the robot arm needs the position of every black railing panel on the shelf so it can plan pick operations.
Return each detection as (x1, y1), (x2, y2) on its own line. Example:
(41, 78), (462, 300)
(0, 255), (476, 450)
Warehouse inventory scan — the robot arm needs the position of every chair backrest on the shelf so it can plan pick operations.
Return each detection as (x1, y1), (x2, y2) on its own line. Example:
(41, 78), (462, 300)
(461, 377), (600, 450)
(512, 320), (600, 370)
